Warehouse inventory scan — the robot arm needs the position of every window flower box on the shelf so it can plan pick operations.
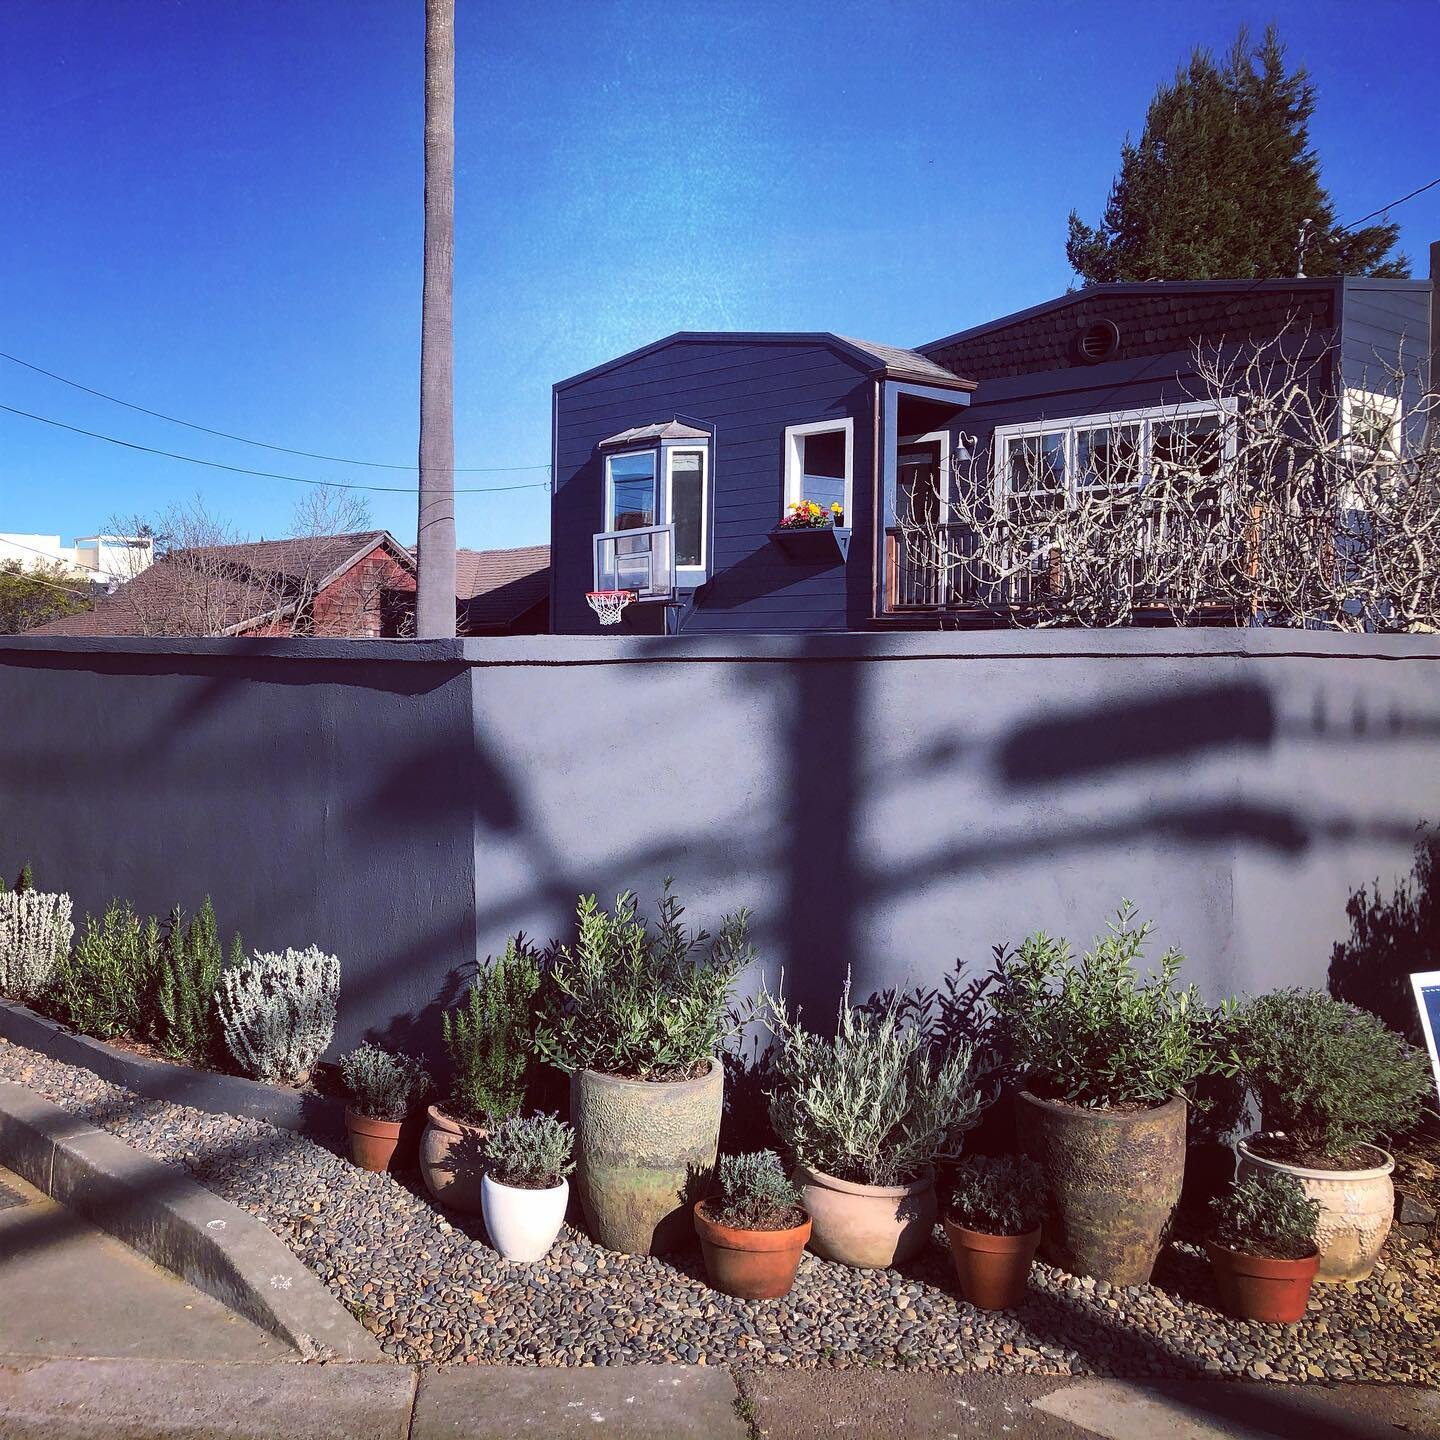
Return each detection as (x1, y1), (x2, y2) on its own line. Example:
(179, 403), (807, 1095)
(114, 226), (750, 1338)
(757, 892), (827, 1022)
(769, 525), (851, 565)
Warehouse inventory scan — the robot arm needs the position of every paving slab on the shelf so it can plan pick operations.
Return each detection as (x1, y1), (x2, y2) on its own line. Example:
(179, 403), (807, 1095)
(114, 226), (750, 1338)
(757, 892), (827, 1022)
(0, 1357), (415, 1440)
(411, 1363), (750, 1439)
(1033, 1377), (1440, 1439)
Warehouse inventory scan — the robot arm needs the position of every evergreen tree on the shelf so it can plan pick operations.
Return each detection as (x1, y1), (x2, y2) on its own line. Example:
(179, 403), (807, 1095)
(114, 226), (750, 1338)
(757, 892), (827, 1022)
(1066, 25), (1407, 284)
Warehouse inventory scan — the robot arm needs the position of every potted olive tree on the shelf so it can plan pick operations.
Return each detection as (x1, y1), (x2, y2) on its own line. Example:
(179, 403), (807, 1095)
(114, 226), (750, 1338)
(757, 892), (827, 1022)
(421, 937), (543, 1213)
(764, 982), (991, 1269)
(1228, 988), (1430, 1281)
(535, 884), (755, 1256)
(481, 1112), (576, 1263)
(943, 1154), (1047, 1310)
(989, 903), (1221, 1286)
(338, 1043), (431, 1172)
(694, 1150), (811, 1300)
(1206, 1170), (1322, 1323)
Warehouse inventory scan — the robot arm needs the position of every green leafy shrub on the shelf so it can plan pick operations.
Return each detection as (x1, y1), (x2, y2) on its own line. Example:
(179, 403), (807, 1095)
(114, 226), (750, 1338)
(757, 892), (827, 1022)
(216, 946), (338, 1085)
(1227, 988), (1430, 1162)
(0, 888), (73, 1002)
(339, 1043), (430, 1121)
(156, 899), (237, 1067)
(1210, 1171), (1320, 1260)
(535, 884), (754, 1081)
(987, 902), (1221, 1109)
(765, 981), (993, 1187)
(484, 1111), (575, 1189)
(949, 1154), (1047, 1236)
(442, 936), (544, 1122)
(710, 1150), (805, 1230)
(51, 901), (163, 1041)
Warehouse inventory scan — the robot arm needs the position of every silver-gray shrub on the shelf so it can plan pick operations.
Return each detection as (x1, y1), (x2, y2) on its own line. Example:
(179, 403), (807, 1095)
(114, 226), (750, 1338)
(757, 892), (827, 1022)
(339, 1043), (430, 1122)
(713, 1150), (805, 1230)
(484, 1111), (575, 1189)
(0, 889), (74, 1002)
(764, 980), (994, 1187)
(949, 1154), (1047, 1236)
(216, 945), (339, 1085)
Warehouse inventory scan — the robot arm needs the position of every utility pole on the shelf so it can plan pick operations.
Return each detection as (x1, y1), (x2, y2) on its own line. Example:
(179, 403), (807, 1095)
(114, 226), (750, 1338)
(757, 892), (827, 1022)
(416, 0), (456, 638)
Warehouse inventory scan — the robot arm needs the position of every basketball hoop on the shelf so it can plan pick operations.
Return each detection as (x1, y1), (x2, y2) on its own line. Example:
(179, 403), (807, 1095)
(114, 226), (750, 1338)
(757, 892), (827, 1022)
(585, 589), (635, 626)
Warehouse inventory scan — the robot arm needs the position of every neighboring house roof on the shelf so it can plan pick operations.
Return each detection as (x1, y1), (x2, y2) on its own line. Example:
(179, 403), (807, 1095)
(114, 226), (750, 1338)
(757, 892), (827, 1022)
(455, 544), (551, 633)
(830, 336), (972, 388)
(599, 421), (712, 448)
(28, 530), (413, 637)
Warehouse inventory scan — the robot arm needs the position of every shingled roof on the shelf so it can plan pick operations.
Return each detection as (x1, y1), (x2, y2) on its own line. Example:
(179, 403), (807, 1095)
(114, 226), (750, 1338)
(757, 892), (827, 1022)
(456, 543), (550, 633)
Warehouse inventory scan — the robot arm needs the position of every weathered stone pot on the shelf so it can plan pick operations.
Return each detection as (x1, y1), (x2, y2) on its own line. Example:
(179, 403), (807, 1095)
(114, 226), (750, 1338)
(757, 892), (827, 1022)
(1017, 1089), (1186, 1286)
(1236, 1136), (1395, 1282)
(796, 1164), (936, 1269)
(571, 1058), (723, 1255)
(419, 1105), (487, 1214)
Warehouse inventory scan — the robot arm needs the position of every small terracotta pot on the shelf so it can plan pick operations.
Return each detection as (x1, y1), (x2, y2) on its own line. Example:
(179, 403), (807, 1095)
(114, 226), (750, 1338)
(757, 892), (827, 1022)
(1205, 1239), (1320, 1323)
(796, 1164), (936, 1269)
(419, 1105), (488, 1213)
(943, 1219), (1041, 1310)
(344, 1109), (404, 1172)
(694, 1200), (812, 1300)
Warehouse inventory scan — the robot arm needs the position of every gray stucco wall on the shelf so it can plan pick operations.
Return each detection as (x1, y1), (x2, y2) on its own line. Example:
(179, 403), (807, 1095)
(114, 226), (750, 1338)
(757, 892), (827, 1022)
(2, 630), (1437, 1057)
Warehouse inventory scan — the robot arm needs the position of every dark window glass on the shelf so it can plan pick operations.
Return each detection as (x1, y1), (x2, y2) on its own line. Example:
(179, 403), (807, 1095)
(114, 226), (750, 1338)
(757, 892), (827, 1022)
(607, 452), (656, 531)
(670, 450), (704, 567)
(802, 429), (846, 479)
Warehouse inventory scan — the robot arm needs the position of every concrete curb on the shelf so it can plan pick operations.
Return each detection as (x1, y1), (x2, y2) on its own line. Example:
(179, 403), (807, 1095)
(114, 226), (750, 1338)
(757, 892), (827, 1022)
(0, 1080), (383, 1362)
(0, 1000), (344, 1145)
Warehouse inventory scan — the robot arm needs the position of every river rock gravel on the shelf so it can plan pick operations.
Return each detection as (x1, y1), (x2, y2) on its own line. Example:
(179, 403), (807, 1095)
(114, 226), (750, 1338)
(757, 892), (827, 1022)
(2, 1037), (1435, 1381)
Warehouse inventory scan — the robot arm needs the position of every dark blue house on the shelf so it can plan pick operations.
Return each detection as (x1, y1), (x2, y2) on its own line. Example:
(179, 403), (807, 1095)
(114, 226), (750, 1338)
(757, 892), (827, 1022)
(550, 275), (1433, 633)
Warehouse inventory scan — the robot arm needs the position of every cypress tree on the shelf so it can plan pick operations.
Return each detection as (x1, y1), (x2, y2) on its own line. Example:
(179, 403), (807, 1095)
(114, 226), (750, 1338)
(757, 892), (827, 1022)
(1066, 25), (1407, 284)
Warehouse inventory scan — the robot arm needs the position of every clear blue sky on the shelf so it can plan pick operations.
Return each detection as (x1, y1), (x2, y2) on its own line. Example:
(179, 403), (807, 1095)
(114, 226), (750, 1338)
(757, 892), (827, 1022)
(4, 0), (1437, 554)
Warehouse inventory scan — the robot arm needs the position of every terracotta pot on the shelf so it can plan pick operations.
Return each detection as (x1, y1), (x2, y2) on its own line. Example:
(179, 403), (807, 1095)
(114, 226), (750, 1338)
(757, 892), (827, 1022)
(571, 1058), (723, 1255)
(1017, 1089), (1186, 1286)
(419, 1105), (488, 1213)
(1205, 1239), (1320, 1323)
(694, 1200), (812, 1300)
(1236, 1135), (1394, 1282)
(344, 1108), (404, 1172)
(796, 1163), (936, 1269)
(943, 1219), (1041, 1310)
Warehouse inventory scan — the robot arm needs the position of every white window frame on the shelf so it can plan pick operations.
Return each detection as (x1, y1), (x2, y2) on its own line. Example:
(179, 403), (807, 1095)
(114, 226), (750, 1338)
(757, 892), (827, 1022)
(1341, 387), (1402, 459)
(603, 448), (660, 533)
(663, 443), (710, 581)
(897, 429), (953, 523)
(783, 417), (854, 522)
(991, 399), (1237, 506)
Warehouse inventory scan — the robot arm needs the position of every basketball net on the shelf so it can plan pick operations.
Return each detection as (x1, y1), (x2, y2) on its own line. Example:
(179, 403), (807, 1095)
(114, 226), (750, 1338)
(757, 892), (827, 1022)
(585, 589), (635, 626)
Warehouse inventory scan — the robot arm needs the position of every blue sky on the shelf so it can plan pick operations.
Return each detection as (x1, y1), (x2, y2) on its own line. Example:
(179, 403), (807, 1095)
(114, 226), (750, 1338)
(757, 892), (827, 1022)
(3, 0), (1437, 554)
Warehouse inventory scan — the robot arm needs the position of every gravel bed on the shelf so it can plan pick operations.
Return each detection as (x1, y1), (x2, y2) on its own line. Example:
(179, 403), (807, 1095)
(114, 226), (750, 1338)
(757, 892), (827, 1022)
(3, 1037), (1436, 1381)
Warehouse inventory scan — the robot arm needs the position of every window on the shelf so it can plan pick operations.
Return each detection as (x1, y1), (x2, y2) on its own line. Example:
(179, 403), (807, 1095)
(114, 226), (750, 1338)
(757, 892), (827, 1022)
(784, 418), (854, 523)
(1342, 388), (1401, 459)
(665, 447), (708, 574)
(605, 451), (657, 531)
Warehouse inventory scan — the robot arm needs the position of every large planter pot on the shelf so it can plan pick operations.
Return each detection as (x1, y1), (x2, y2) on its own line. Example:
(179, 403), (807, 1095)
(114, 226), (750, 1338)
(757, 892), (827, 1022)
(796, 1164), (936, 1269)
(1017, 1089), (1186, 1286)
(344, 1108), (404, 1172)
(481, 1174), (569, 1263)
(1205, 1239), (1320, 1323)
(943, 1219), (1041, 1311)
(694, 1200), (811, 1300)
(570, 1058), (723, 1255)
(419, 1105), (487, 1214)
(1236, 1135), (1394, 1282)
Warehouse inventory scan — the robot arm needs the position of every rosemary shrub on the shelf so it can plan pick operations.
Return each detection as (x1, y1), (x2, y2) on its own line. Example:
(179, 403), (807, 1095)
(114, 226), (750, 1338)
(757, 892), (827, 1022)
(484, 1111), (575, 1189)
(442, 936), (544, 1123)
(339, 1043), (431, 1122)
(709, 1150), (806, 1231)
(50, 900), (164, 1042)
(948, 1154), (1047, 1236)
(1210, 1171), (1320, 1260)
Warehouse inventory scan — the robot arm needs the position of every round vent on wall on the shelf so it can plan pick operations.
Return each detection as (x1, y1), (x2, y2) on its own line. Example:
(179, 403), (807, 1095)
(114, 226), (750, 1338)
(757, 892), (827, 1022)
(1074, 319), (1121, 364)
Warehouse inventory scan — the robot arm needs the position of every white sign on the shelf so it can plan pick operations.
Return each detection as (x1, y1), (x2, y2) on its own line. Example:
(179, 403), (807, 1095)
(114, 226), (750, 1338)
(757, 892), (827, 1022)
(1412, 970), (1440, 1102)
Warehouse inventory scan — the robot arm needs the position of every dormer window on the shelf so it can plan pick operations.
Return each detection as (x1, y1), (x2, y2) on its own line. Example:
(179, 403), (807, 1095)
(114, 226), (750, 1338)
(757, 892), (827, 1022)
(598, 421), (712, 588)
(604, 451), (657, 531)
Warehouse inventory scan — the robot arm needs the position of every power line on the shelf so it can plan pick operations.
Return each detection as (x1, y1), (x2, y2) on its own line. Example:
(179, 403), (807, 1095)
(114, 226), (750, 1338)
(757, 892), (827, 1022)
(0, 402), (552, 496)
(5, 568), (96, 602)
(1341, 176), (1440, 232)
(0, 350), (549, 473)
(0, 532), (124, 578)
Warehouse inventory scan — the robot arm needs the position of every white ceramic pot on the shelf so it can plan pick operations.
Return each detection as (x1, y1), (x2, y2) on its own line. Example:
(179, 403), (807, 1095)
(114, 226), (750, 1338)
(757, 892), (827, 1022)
(1236, 1134), (1395, 1283)
(480, 1173), (569, 1263)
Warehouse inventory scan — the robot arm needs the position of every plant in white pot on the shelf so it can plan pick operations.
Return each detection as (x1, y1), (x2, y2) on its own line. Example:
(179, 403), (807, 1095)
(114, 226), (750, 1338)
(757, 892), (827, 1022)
(481, 1111), (576, 1263)
(1227, 988), (1430, 1281)
(764, 981), (992, 1269)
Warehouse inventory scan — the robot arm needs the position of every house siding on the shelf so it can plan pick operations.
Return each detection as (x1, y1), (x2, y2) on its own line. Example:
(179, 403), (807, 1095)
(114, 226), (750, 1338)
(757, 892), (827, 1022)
(1338, 279), (1432, 446)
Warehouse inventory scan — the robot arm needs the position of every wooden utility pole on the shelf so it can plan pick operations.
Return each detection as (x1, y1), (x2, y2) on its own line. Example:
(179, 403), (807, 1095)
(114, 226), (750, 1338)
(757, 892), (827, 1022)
(416, 0), (456, 638)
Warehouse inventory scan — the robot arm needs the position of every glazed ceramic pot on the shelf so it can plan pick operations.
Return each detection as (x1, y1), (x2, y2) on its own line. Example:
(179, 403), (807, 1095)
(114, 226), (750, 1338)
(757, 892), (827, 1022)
(419, 1105), (487, 1213)
(1017, 1089), (1186, 1286)
(344, 1109), (404, 1172)
(1236, 1136), (1395, 1282)
(481, 1174), (569, 1263)
(694, 1200), (811, 1300)
(943, 1219), (1041, 1310)
(570, 1058), (723, 1255)
(1205, 1239), (1321, 1323)
(796, 1164), (936, 1269)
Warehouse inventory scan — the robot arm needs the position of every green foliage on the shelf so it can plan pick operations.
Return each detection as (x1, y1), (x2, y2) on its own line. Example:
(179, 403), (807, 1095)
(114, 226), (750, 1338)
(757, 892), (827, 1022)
(1210, 1171), (1320, 1260)
(339, 1043), (430, 1122)
(0, 558), (93, 634)
(1227, 988), (1430, 1160)
(483, 1111), (575, 1189)
(156, 898), (231, 1067)
(711, 1150), (805, 1230)
(442, 936), (545, 1123)
(50, 901), (163, 1041)
(764, 980), (993, 1187)
(988, 903), (1222, 1109)
(535, 884), (754, 1081)
(17, 864), (33, 893)
(1067, 25), (1406, 283)
(949, 1154), (1048, 1237)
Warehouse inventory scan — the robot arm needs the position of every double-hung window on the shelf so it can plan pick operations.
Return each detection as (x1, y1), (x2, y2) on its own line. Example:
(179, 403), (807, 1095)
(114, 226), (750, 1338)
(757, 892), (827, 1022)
(784, 418), (853, 523)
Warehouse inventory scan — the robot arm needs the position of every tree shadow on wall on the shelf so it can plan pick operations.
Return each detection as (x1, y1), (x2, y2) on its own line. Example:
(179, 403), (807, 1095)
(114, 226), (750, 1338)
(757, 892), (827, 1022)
(1328, 822), (1439, 1046)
